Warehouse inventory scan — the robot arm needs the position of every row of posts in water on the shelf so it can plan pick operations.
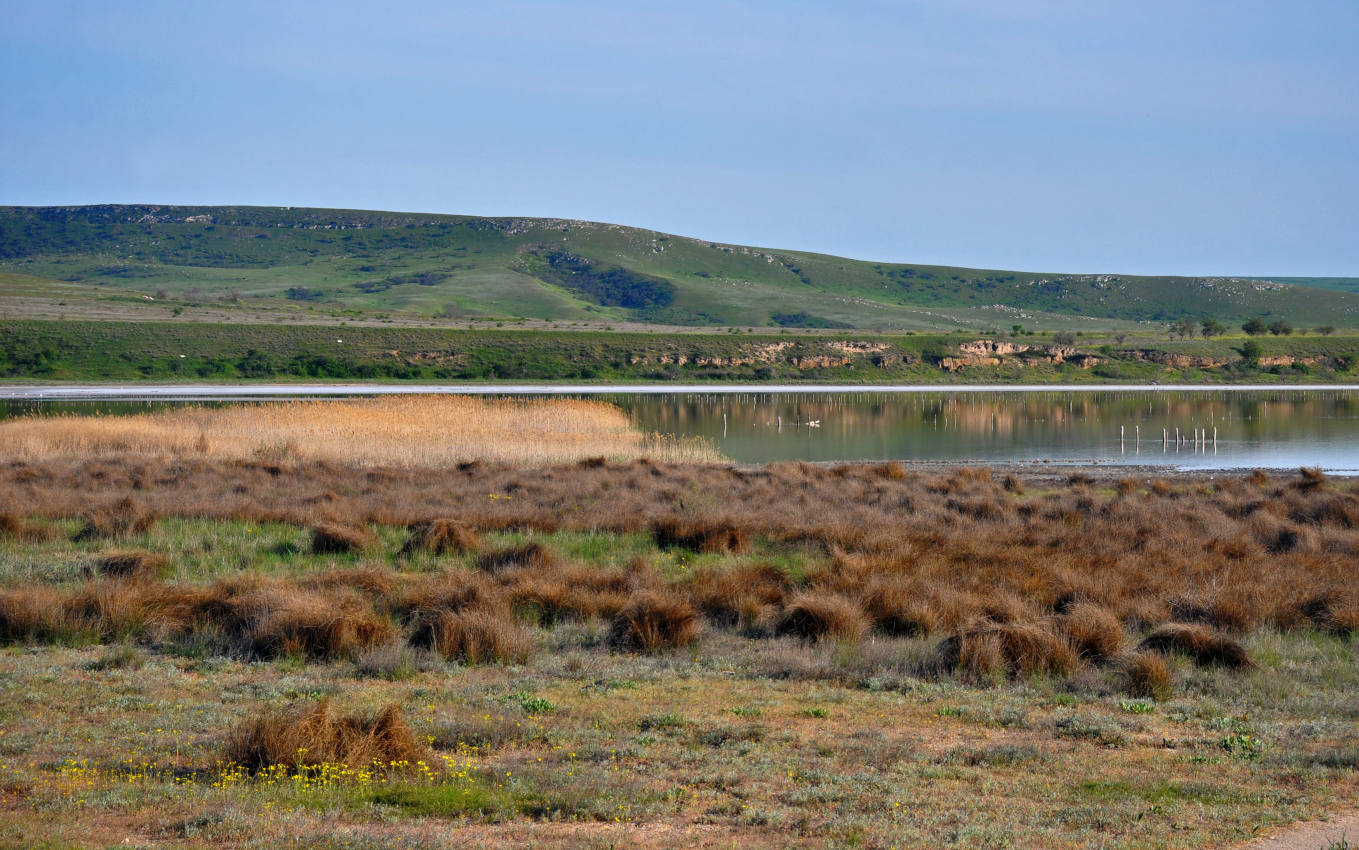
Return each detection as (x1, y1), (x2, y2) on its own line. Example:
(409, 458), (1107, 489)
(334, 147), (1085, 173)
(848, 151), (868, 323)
(1121, 425), (1217, 454)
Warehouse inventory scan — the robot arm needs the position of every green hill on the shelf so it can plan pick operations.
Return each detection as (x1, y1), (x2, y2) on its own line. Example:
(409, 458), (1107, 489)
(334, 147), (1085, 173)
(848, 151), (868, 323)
(1, 204), (1355, 330)
(1254, 277), (1359, 295)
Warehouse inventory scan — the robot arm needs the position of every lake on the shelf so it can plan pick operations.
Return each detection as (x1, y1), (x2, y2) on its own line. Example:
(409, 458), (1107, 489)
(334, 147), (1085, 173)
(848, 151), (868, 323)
(4, 385), (1359, 470)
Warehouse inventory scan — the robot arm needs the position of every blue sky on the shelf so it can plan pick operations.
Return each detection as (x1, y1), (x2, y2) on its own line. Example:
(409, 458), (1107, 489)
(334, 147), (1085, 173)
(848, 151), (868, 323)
(3, 0), (1356, 275)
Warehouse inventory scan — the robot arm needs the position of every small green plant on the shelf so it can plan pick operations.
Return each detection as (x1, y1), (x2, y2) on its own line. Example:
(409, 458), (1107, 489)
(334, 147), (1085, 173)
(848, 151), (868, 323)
(637, 713), (685, 732)
(798, 707), (828, 718)
(1119, 699), (1156, 714)
(501, 690), (555, 715)
(1219, 733), (1260, 760)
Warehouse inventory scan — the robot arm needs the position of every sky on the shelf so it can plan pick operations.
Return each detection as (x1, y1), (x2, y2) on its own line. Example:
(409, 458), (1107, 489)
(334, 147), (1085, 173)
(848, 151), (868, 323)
(2, 0), (1357, 276)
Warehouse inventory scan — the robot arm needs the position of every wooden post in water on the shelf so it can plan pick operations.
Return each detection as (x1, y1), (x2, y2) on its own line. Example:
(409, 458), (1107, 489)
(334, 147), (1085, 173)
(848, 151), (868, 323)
(1135, 425), (1140, 454)
(1163, 427), (1168, 450)
(1213, 427), (1218, 453)
(1121, 425), (1125, 453)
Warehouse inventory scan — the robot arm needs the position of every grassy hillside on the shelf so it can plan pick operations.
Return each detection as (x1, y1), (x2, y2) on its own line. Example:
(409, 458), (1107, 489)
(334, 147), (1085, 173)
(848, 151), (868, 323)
(1259, 276), (1359, 295)
(4, 319), (1357, 385)
(2, 205), (1356, 330)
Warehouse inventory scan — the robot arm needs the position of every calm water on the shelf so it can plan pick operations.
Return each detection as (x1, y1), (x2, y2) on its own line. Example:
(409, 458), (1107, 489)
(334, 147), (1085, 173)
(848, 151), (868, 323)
(5, 389), (1359, 471)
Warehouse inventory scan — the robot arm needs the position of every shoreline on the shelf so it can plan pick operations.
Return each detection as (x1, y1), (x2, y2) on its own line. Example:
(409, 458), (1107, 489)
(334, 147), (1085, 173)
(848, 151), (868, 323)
(6, 381), (1359, 400)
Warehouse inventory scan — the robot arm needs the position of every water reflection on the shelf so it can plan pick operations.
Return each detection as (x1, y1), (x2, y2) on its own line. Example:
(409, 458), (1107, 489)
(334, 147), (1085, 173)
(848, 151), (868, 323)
(602, 390), (1359, 469)
(5, 391), (1359, 470)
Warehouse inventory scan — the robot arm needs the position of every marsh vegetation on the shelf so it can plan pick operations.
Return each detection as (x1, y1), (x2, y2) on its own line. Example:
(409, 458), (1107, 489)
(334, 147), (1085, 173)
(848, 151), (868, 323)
(0, 449), (1356, 847)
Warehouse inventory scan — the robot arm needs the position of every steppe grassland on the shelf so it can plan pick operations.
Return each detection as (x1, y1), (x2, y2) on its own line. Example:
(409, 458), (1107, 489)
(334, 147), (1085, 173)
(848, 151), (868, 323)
(0, 395), (720, 466)
(0, 457), (1357, 848)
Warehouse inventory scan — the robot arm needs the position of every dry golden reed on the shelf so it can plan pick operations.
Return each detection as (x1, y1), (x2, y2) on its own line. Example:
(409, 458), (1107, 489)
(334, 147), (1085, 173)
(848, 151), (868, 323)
(0, 395), (721, 466)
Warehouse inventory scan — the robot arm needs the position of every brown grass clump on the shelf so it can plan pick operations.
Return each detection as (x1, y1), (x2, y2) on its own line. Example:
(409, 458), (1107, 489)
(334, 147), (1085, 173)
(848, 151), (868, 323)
(878, 461), (908, 479)
(687, 564), (790, 631)
(1119, 650), (1173, 700)
(73, 496), (155, 541)
(608, 591), (700, 652)
(85, 550), (170, 581)
(1295, 467), (1326, 491)
(862, 579), (937, 637)
(652, 518), (751, 554)
(477, 542), (556, 573)
(410, 609), (532, 664)
(935, 619), (1079, 678)
(0, 513), (57, 542)
(310, 523), (377, 555)
(1138, 623), (1253, 668)
(223, 699), (427, 772)
(1299, 592), (1359, 636)
(777, 593), (869, 644)
(239, 584), (393, 660)
(1059, 602), (1126, 661)
(400, 519), (481, 556)
(503, 563), (633, 624)
(302, 566), (399, 599)
(62, 580), (192, 641)
(0, 586), (72, 642)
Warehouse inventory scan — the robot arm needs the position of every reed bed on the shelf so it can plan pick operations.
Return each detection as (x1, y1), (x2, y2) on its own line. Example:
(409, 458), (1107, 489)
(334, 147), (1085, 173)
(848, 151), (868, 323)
(0, 396), (721, 466)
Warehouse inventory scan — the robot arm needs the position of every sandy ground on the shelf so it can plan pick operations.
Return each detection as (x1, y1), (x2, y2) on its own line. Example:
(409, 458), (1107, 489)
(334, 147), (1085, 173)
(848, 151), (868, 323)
(1237, 810), (1358, 849)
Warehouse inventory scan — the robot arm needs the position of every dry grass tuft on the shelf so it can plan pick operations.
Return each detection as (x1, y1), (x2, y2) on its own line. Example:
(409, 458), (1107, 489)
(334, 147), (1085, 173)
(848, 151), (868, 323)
(237, 584), (393, 660)
(862, 579), (937, 637)
(1295, 467), (1327, 491)
(477, 542), (556, 573)
(935, 619), (1079, 678)
(777, 593), (869, 644)
(410, 609), (532, 665)
(1299, 592), (1359, 636)
(1059, 602), (1126, 661)
(1138, 623), (1253, 668)
(0, 513), (57, 542)
(85, 550), (170, 581)
(310, 523), (377, 555)
(0, 586), (71, 642)
(608, 591), (700, 652)
(223, 699), (427, 772)
(73, 496), (155, 541)
(652, 518), (751, 554)
(1119, 650), (1173, 700)
(400, 519), (481, 556)
(687, 564), (790, 631)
